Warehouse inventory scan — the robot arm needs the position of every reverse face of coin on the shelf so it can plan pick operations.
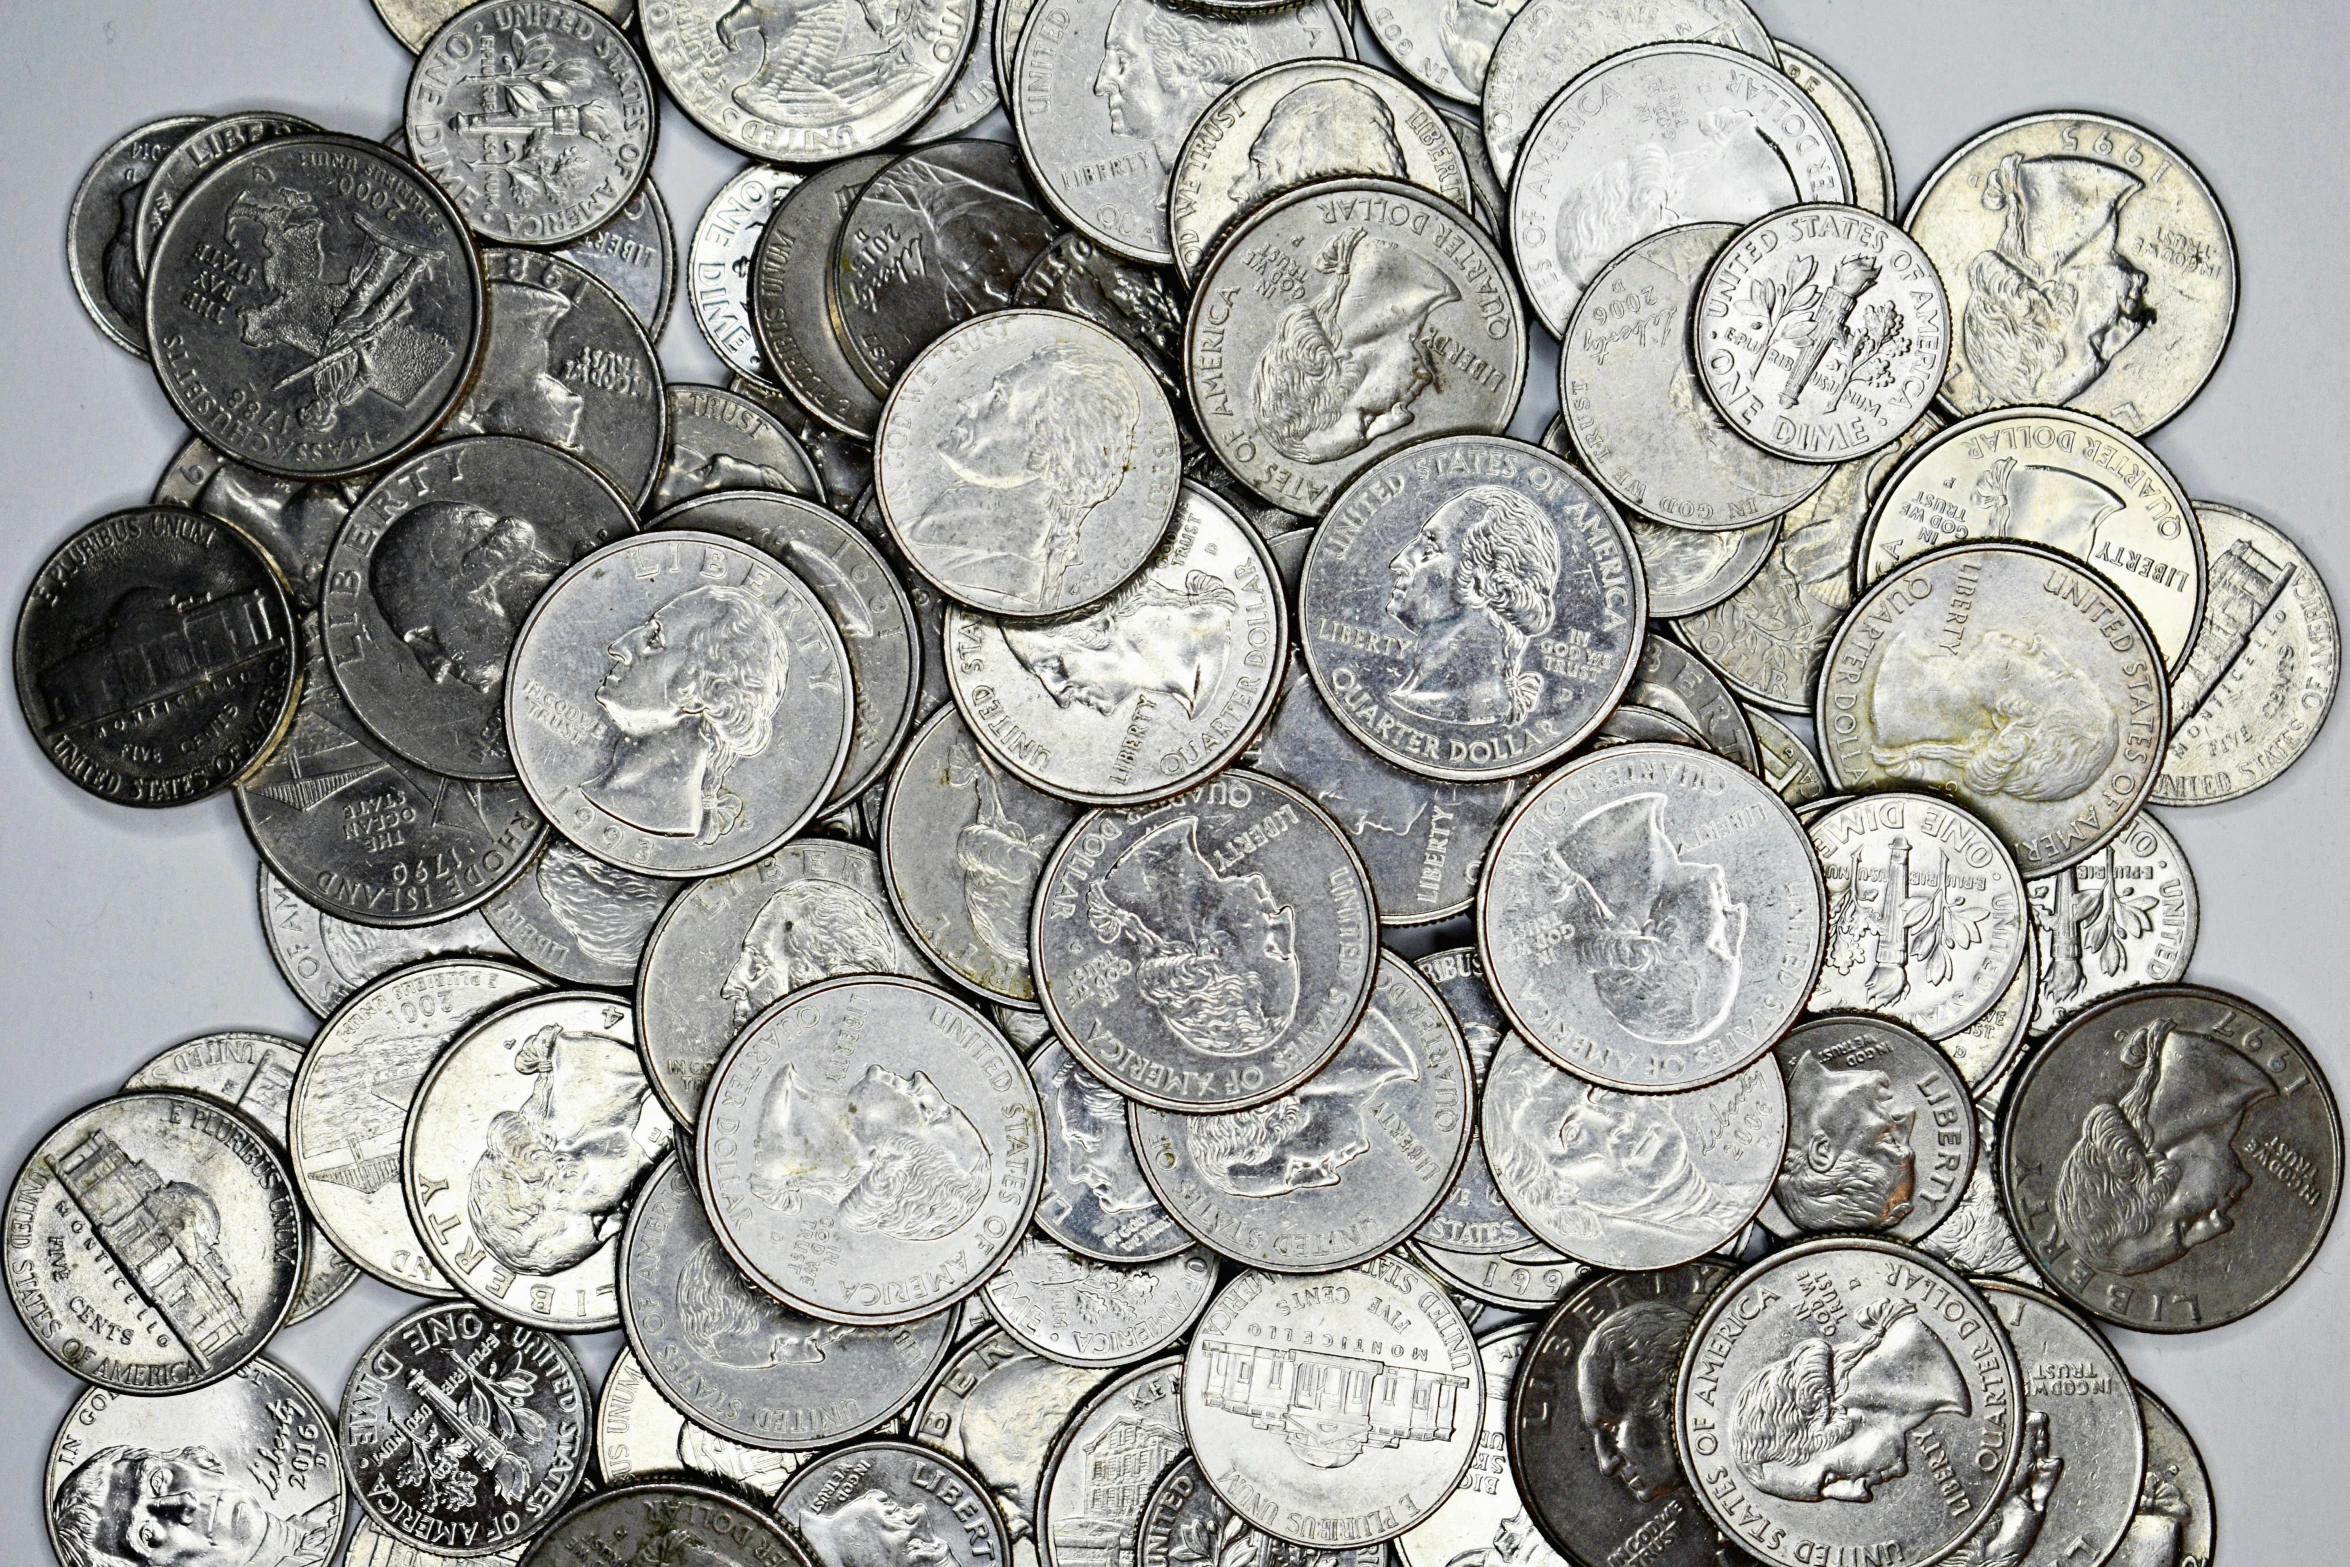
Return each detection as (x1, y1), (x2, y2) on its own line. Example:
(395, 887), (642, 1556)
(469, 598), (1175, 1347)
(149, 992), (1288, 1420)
(751, 154), (894, 438)
(597, 1347), (806, 1499)
(909, 1327), (1118, 1567)
(259, 862), (512, 1016)
(1017, 232), (1188, 407)
(1391, 1326), (1568, 1567)
(484, 839), (683, 986)
(1748, 708), (1830, 808)
(1766, 1016), (1976, 1242)
(2126, 1387), (2215, 1567)
(1818, 541), (2169, 876)
(1185, 1256), (1482, 1545)
(1031, 1040), (1193, 1261)
(690, 165), (803, 382)
(2000, 984), (2343, 1333)
(1360, 0), (1529, 105)
(2026, 810), (2197, 1036)
(135, 111), (319, 277)
(1412, 947), (1536, 1254)
(654, 384), (820, 511)
(913, 0), (1003, 136)
(1480, 743), (1827, 1091)
(983, 1231), (1218, 1365)
(558, 179), (677, 338)
(1777, 44), (1896, 220)
(1908, 112), (2236, 436)
(65, 113), (208, 356)
(374, 0), (633, 51)
(780, 1442), (1010, 1567)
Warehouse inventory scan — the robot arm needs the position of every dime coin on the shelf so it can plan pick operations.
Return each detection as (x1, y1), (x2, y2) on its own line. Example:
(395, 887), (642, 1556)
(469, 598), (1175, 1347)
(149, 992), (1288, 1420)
(2125, 1387), (2214, 1567)
(147, 135), (482, 479)
(18, 507), (299, 807)
(1412, 947), (1536, 1254)
(526, 1480), (813, 1566)
(1483, 1033), (1785, 1269)
(1907, 112), (2236, 436)
(621, 1154), (956, 1449)
(1677, 1238), (2024, 1567)
(1016, 232), (1188, 407)
(1298, 433), (1642, 780)
(597, 1346), (805, 1497)
(349, 1519), (524, 1566)
(641, 838), (935, 1126)
(375, 0), (633, 51)
(778, 1443), (1010, 1567)
(1408, 1235), (1591, 1311)
(1765, 1015), (1976, 1242)
(292, 957), (547, 1295)
(6, 1090), (303, 1392)
(1037, 1358), (1188, 1567)
(1860, 408), (2205, 673)
(1816, 541), (2169, 876)
(449, 249), (668, 510)
(909, 1326), (1119, 1567)
(2153, 500), (2340, 804)
(1143, 1456), (1386, 1567)
(1560, 226), (1834, 530)
(65, 112), (208, 356)
(259, 862), (511, 1016)
(983, 1232), (1218, 1366)
(558, 181), (678, 337)
(691, 165), (804, 384)
(1920, 1105), (2042, 1286)
(698, 975), (1043, 1323)
(912, 0), (1004, 137)
(1776, 43), (1897, 220)
(1012, 0), (1350, 264)
(342, 1303), (591, 1555)
(882, 707), (1082, 1009)
(46, 1358), (346, 1567)
(1184, 1255), (1482, 1545)
(1746, 708), (1829, 808)
(325, 435), (639, 779)
(1186, 180), (1526, 515)
(1695, 205), (1952, 462)
(1360, 0), (1530, 104)
(1033, 771), (1378, 1112)
(2026, 810), (2197, 1036)
(2000, 983), (2343, 1332)
(1394, 1324), (1571, 1567)
(1625, 634), (1761, 772)
(133, 110), (318, 276)
(483, 839), (683, 986)
(877, 311), (1182, 618)
(154, 435), (367, 612)
(406, 990), (675, 1329)
(944, 483), (1285, 804)
(1938, 936), (2036, 1093)
(1132, 950), (1471, 1268)
(506, 531), (854, 877)
(751, 154), (894, 438)
(1030, 1040), (1194, 1262)
(653, 384), (821, 510)
(1479, 743), (1828, 1091)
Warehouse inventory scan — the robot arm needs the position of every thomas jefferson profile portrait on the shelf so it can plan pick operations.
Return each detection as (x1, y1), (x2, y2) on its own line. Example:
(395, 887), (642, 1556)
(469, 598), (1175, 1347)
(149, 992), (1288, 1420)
(796, 1478), (963, 1567)
(722, 876), (900, 1025)
(1965, 152), (2153, 407)
(1045, 1051), (1159, 1216)
(677, 1238), (842, 1368)
(749, 1063), (992, 1242)
(370, 501), (562, 699)
(447, 282), (586, 451)
(1252, 229), (1458, 465)
(1386, 484), (1562, 726)
(1001, 569), (1240, 720)
(587, 582), (794, 844)
(718, 0), (947, 123)
(468, 1022), (672, 1275)
(2052, 1019), (2273, 1275)
(1086, 816), (1301, 1059)
(1867, 628), (2124, 805)
(1776, 1051), (1917, 1232)
(534, 842), (676, 971)
(1226, 79), (1408, 212)
(1093, 0), (1263, 173)
(1730, 1298), (1971, 1504)
(1184, 1005), (1418, 1198)
(1577, 1300), (1698, 1503)
(1971, 456), (2126, 559)
(1553, 109), (1799, 296)
(1538, 794), (1747, 1046)
(52, 1445), (340, 1567)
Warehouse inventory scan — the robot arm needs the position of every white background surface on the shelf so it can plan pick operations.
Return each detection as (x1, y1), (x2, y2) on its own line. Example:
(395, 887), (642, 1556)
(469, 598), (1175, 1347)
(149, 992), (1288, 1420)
(0, 0), (2342, 1557)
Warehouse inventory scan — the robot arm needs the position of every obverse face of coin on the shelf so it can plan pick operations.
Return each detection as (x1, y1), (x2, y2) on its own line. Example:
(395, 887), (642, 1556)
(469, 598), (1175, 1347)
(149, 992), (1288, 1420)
(1185, 1255), (1482, 1545)
(2127, 1387), (2215, 1567)
(913, 0), (1003, 137)
(1921, 1106), (2041, 1285)
(508, 531), (854, 877)
(780, 1444), (1011, 1567)
(1483, 1034), (1785, 1269)
(1142, 1455), (1385, 1567)
(909, 1327), (1118, 1567)
(1409, 1235), (1591, 1311)
(343, 1303), (591, 1554)
(984, 1231), (1217, 1365)
(1030, 1048), (1189, 1266)
(8, 1090), (303, 1391)
(1637, 515), (1781, 618)
(1480, 744), (1827, 1091)
(654, 385), (820, 510)
(2000, 984), (2343, 1332)
(752, 154), (894, 438)
(1936, 930), (2037, 1093)
(1360, 0), (1528, 105)
(1908, 112), (2236, 436)
(1747, 708), (1829, 808)
(134, 110), (318, 275)
(260, 862), (511, 1015)
(1767, 1016), (1975, 1241)
(1412, 947), (1536, 1254)
(558, 180), (677, 337)
(1816, 541), (2169, 877)
(2154, 501), (2341, 804)
(1777, 44), (1897, 220)
(66, 113), (208, 355)
(47, 1359), (346, 1567)
(1392, 1325), (1567, 1567)
(1627, 636), (1760, 771)
(147, 135), (482, 479)
(597, 1347), (805, 1498)
(1017, 232), (1188, 407)
(1299, 434), (1642, 780)
(19, 507), (299, 807)
(375, 0), (633, 51)
(2026, 811), (2197, 1036)
(691, 166), (804, 383)
(484, 839), (683, 985)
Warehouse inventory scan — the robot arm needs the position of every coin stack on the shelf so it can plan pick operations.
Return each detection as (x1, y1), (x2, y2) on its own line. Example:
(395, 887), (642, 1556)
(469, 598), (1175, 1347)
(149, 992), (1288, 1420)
(15, 0), (2337, 1564)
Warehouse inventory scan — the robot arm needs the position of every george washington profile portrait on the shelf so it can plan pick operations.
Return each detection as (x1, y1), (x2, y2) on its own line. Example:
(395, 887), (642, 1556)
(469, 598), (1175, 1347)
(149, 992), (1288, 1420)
(1184, 1003), (1418, 1197)
(1251, 228), (1458, 465)
(1092, 0), (1263, 173)
(369, 500), (563, 699)
(1386, 484), (1562, 726)
(1964, 153), (2153, 408)
(1226, 79), (1408, 214)
(1002, 568), (1239, 720)
(1867, 627), (2124, 806)
(722, 877), (899, 1026)
(1730, 1299), (1971, 1504)
(447, 282), (586, 452)
(749, 1063), (992, 1242)
(1577, 1300), (1698, 1504)
(1552, 109), (1798, 298)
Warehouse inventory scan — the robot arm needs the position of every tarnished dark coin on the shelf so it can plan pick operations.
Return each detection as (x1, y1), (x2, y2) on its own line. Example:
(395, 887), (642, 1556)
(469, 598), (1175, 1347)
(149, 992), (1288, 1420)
(1030, 1040), (1192, 1262)
(525, 1480), (813, 1566)
(1412, 946), (1536, 1254)
(2123, 1387), (2214, 1567)
(154, 434), (368, 612)
(375, 0), (633, 52)
(1764, 1015), (1976, 1242)
(1037, 1357), (1188, 1567)
(1778, 43), (1896, 219)
(908, 1326), (1118, 1567)
(654, 385), (820, 510)
(2000, 983), (2342, 1332)
(751, 154), (894, 438)
(18, 507), (299, 807)
(6, 1090), (303, 1392)
(1395, 1325), (1569, 1567)
(2026, 810), (2197, 1036)
(483, 839), (684, 985)
(1016, 233), (1187, 409)
(596, 1347), (805, 1498)
(1626, 635), (1760, 772)
(133, 110), (318, 276)
(1142, 1454), (1384, 1567)
(260, 861), (512, 1015)
(983, 1231), (1217, 1366)
(560, 180), (678, 337)
(66, 113), (208, 356)
(341, 1302), (592, 1555)
(692, 165), (803, 384)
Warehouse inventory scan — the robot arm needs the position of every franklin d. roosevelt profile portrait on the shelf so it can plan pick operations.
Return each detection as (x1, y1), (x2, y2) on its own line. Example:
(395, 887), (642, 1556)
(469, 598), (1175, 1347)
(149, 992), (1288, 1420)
(1184, 1003), (1419, 1197)
(1775, 1049), (1918, 1232)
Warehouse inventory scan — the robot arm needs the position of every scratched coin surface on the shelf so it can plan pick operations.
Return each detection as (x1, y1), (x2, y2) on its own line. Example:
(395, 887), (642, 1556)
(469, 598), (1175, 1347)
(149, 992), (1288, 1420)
(1412, 947), (1536, 1254)
(777, 1441), (1012, 1567)
(1763, 1015), (1977, 1243)
(908, 1326), (1118, 1567)
(259, 862), (512, 1016)
(595, 1346), (805, 1498)
(483, 839), (684, 986)
(982, 1231), (1218, 1366)
(64, 113), (209, 356)
(2025, 810), (2197, 1037)
(1030, 1039), (1194, 1262)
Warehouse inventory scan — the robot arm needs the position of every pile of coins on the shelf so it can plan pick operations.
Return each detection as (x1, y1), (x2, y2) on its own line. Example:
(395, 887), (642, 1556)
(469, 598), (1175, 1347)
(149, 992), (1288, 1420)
(15, 0), (2340, 1564)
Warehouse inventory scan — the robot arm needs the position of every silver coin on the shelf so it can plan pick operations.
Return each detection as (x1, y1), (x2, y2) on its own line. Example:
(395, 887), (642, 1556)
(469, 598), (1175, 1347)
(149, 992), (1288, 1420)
(1678, 1238), (2024, 1567)
(557, 179), (678, 338)
(743, 375), (879, 508)
(1016, 232), (1189, 410)
(124, 1032), (358, 1326)
(2123, 1387), (2214, 1567)
(1920, 1104), (2042, 1286)
(1361, 0), (1529, 105)
(1143, 1454), (1385, 1567)
(1132, 950), (1471, 1268)
(994, 0), (1043, 108)
(1816, 541), (2169, 877)
(1037, 1358), (1192, 1567)
(596, 1346), (805, 1498)
(1482, 1032), (1785, 1269)
(507, 531), (854, 877)
(1623, 638), (1761, 771)
(1939, 934), (2037, 1094)
(2026, 810), (2198, 1036)
(1745, 708), (1828, 809)
(983, 1231), (1218, 1366)
(341, 1302), (592, 1555)
(1184, 1254), (1482, 1545)
(1764, 1015), (1976, 1242)
(1407, 1235), (1590, 1311)
(65, 113), (209, 356)
(1030, 1040), (1195, 1261)
(913, 0), (1005, 137)
(349, 1517), (524, 1566)
(698, 975), (1043, 1323)
(484, 839), (684, 985)
(909, 1326), (1119, 1567)
(945, 483), (1286, 805)
(326, 435), (639, 780)
(1479, 743), (1827, 1091)
(2000, 983), (2343, 1332)
(1480, 0), (1774, 184)
(46, 1358), (346, 1567)
(855, 485), (956, 727)
(1593, 703), (1703, 749)
(1392, 1324), (1568, 1567)
(523, 1480), (814, 1567)
(259, 861), (512, 1016)
(1437, 106), (1505, 234)
(1538, 412), (1778, 618)
(1907, 112), (2236, 437)
(133, 110), (318, 277)
(6, 1090), (303, 1392)
(653, 384), (821, 511)
(2153, 500), (2340, 804)
(1298, 433), (1643, 781)
(779, 1444), (1015, 1567)
(375, 0), (633, 51)
(154, 435), (367, 613)
(878, 310), (1182, 618)
(999, 1006), (1060, 1055)
(291, 957), (547, 1296)
(751, 153), (895, 438)
(1412, 947), (1536, 1254)
(1012, 0), (1350, 265)
(406, 990), (675, 1330)
(1775, 43), (1896, 220)
(449, 248), (669, 511)
(691, 165), (805, 384)
(1559, 225), (1834, 530)
(1186, 181), (1526, 515)
(1860, 407), (2206, 674)
(621, 1154), (956, 1449)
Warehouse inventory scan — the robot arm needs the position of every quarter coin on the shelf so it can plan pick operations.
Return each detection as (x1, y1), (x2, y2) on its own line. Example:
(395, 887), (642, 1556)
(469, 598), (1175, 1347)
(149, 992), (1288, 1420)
(133, 110), (318, 276)
(65, 112), (209, 356)
(1765, 1015), (1976, 1241)
(690, 165), (804, 384)
(652, 384), (821, 510)
(258, 861), (512, 1016)
(982, 1231), (1218, 1366)
(482, 839), (683, 986)
(779, 1443), (1009, 1567)
(2025, 810), (2197, 1036)
(1031, 1039), (1194, 1262)
(1776, 43), (1897, 219)
(151, 433), (369, 613)
(557, 180), (678, 337)
(1408, 1235), (1591, 1312)
(1625, 634), (1760, 771)
(595, 1346), (804, 1498)
(1411, 946), (1537, 1254)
